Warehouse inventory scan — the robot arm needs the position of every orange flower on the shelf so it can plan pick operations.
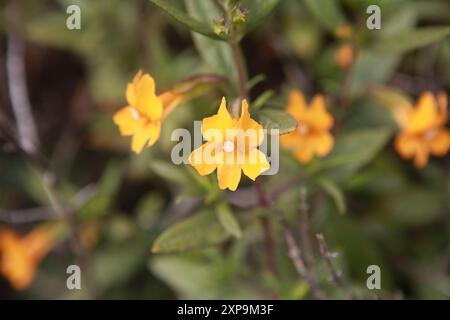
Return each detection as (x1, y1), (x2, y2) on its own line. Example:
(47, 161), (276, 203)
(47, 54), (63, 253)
(0, 227), (54, 290)
(281, 90), (334, 164)
(335, 24), (353, 39)
(189, 98), (270, 191)
(113, 71), (167, 154)
(334, 44), (354, 69)
(395, 92), (450, 168)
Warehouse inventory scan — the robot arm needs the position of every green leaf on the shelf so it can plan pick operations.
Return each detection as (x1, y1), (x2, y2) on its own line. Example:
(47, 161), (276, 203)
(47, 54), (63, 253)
(255, 109), (297, 135)
(149, 161), (191, 187)
(348, 50), (400, 98)
(314, 127), (393, 182)
(92, 239), (147, 289)
(215, 202), (242, 239)
(252, 90), (275, 111)
(151, 210), (230, 253)
(148, 0), (221, 39)
(150, 256), (217, 298)
(244, 0), (280, 34)
(373, 26), (450, 54)
(303, 0), (346, 32)
(368, 85), (413, 118)
(184, 0), (239, 88)
(316, 178), (346, 214)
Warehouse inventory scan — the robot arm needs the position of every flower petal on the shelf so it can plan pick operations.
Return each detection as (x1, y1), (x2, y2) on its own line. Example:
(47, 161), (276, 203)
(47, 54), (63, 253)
(217, 163), (241, 191)
(202, 97), (233, 141)
(285, 90), (307, 121)
(237, 100), (264, 148)
(312, 132), (334, 157)
(135, 74), (163, 121)
(395, 133), (419, 159)
(131, 123), (161, 154)
(146, 122), (161, 147)
(293, 141), (314, 164)
(308, 94), (334, 131)
(242, 149), (270, 180)
(189, 141), (219, 176)
(22, 229), (53, 263)
(280, 132), (300, 150)
(126, 70), (143, 106)
(113, 106), (146, 136)
(413, 144), (429, 168)
(405, 92), (438, 134)
(395, 133), (430, 167)
(429, 128), (450, 156)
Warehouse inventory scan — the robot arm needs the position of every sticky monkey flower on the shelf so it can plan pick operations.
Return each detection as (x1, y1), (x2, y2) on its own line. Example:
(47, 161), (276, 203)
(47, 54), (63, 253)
(0, 227), (54, 290)
(189, 98), (270, 191)
(395, 91), (450, 168)
(113, 71), (186, 154)
(281, 90), (334, 164)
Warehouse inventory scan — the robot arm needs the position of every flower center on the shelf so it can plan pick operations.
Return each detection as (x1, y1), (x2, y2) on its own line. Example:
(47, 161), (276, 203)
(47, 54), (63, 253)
(223, 140), (235, 153)
(130, 107), (140, 120)
(298, 123), (309, 135)
(424, 128), (437, 141)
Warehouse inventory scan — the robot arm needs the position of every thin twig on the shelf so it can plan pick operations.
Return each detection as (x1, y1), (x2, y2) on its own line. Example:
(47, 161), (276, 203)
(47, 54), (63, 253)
(4, 2), (83, 257)
(5, 1), (39, 154)
(298, 186), (315, 268)
(255, 179), (328, 300)
(255, 180), (278, 277)
(0, 183), (98, 224)
(316, 233), (357, 300)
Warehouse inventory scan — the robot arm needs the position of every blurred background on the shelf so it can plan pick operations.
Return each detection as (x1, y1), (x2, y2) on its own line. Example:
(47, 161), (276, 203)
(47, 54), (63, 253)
(0, 0), (449, 299)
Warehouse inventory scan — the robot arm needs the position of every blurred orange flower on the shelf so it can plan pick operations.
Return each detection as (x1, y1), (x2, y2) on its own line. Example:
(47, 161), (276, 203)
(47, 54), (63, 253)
(281, 90), (334, 164)
(395, 91), (450, 168)
(113, 71), (164, 154)
(189, 98), (270, 191)
(334, 44), (354, 69)
(335, 24), (353, 39)
(0, 227), (54, 290)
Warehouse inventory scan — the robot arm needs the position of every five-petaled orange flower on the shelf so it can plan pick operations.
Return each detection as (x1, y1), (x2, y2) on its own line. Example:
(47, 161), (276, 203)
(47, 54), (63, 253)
(0, 227), (54, 290)
(113, 71), (182, 154)
(189, 98), (270, 191)
(281, 90), (334, 164)
(394, 91), (450, 168)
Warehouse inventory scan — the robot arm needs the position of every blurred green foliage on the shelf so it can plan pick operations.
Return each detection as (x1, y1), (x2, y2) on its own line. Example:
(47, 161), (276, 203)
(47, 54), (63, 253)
(0, 0), (449, 300)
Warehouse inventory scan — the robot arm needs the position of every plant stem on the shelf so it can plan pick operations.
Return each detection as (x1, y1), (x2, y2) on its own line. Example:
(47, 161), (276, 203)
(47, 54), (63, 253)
(255, 179), (328, 300)
(230, 41), (249, 100)
(230, 38), (277, 278)
(316, 233), (357, 300)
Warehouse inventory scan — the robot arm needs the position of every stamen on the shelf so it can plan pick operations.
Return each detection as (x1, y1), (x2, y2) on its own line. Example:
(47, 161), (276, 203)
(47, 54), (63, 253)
(424, 128), (437, 141)
(298, 123), (309, 134)
(130, 107), (140, 120)
(223, 140), (235, 153)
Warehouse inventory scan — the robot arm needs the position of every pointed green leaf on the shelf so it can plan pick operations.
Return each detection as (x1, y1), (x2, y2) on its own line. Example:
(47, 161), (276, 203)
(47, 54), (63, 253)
(184, 0), (239, 88)
(313, 127), (393, 182)
(244, 0), (280, 34)
(149, 161), (191, 187)
(303, 0), (346, 32)
(152, 210), (230, 253)
(255, 109), (297, 135)
(373, 26), (450, 54)
(149, 0), (222, 39)
(215, 202), (242, 238)
(252, 90), (275, 111)
(316, 178), (346, 214)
